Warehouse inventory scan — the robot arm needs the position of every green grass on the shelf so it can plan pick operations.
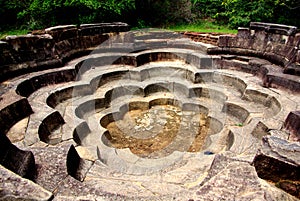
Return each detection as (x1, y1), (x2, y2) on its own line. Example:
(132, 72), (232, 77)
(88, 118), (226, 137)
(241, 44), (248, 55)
(0, 29), (30, 39)
(0, 21), (237, 40)
(167, 21), (237, 34)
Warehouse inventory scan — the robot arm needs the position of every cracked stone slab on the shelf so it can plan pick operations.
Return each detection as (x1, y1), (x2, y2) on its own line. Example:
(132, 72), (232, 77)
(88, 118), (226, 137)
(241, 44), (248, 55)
(253, 135), (300, 198)
(0, 164), (53, 201)
(54, 175), (128, 200)
(193, 160), (298, 201)
(253, 136), (300, 181)
(30, 144), (72, 192)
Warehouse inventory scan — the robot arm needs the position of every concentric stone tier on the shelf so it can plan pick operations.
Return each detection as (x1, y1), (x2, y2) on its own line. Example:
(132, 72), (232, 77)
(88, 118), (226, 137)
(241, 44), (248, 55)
(0, 24), (300, 200)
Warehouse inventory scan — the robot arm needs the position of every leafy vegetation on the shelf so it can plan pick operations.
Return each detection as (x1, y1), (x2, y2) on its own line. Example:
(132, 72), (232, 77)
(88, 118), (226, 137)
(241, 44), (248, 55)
(1, 0), (136, 30)
(167, 20), (237, 34)
(190, 0), (300, 28)
(0, 29), (29, 39)
(0, 0), (299, 34)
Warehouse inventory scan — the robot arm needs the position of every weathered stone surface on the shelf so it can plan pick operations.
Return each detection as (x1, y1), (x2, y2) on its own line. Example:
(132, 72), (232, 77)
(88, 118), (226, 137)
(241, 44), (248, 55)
(193, 154), (298, 201)
(0, 133), (36, 180)
(0, 91), (33, 134)
(253, 136), (300, 181)
(53, 195), (106, 201)
(250, 22), (298, 36)
(38, 111), (65, 144)
(206, 22), (300, 92)
(263, 73), (300, 92)
(53, 175), (127, 200)
(253, 136), (300, 198)
(16, 69), (76, 97)
(45, 25), (78, 42)
(0, 24), (300, 200)
(284, 111), (300, 141)
(237, 27), (251, 38)
(0, 164), (52, 201)
(31, 144), (71, 192)
(67, 145), (94, 181)
(6, 117), (28, 143)
(0, 23), (130, 81)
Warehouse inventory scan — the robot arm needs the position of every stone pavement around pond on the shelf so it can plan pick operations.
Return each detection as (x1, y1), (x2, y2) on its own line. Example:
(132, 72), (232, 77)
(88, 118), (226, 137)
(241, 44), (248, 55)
(0, 22), (300, 200)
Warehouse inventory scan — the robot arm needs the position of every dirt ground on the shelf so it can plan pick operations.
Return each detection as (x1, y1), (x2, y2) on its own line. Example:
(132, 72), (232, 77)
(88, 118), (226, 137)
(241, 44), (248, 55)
(105, 105), (211, 158)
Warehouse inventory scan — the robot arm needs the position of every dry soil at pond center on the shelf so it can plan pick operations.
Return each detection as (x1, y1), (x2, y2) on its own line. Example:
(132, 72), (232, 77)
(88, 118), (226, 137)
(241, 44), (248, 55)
(105, 105), (211, 158)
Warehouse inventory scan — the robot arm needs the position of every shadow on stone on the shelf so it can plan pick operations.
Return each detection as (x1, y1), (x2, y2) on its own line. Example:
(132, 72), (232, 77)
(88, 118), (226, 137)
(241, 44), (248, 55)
(284, 111), (300, 142)
(0, 133), (36, 180)
(253, 136), (300, 198)
(67, 145), (93, 182)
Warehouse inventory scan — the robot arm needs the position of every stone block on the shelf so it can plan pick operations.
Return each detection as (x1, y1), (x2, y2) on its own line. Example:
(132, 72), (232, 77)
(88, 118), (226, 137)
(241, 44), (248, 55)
(283, 45), (298, 62)
(283, 64), (300, 76)
(0, 23), (129, 81)
(237, 27), (251, 38)
(296, 50), (300, 63)
(45, 25), (77, 42)
(79, 23), (129, 36)
(263, 52), (285, 66)
(236, 37), (251, 49)
(264, 73), (300, 92)
(253, 29), (267, 42)
(67, 145), (94, 181)
(80, 25), (103, 36)
(218, 35), (231, 47)
(0, 133), (36, 180)
(267, 33), (287, 44)
(39, 111), (65, 144)
(253, 135), (300, 182)
(0, 164), (52, 201)
(0, 94), (33, 134)
(271, 44), (286, 56)
(250, 22), (297, 36)
(284, 111), (300, 141)
(227, 36), (237, 47)
(194, 154), (298, 201)
(200, 56), (213, 69)
(31, 144), (70, 192)
(0, 41), (13, 66)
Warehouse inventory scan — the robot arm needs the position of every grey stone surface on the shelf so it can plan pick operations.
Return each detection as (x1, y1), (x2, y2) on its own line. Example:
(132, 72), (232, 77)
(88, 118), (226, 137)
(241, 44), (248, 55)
(0, 24), (300, 200)
(205, 22), (300, 92)
(194, 161), (298, 201)
(253, 136), (300, 198)
(0, 164), (52, 201)
(53, 195), (107, 201)
(254, 136), (300, 173)
(30, 144), (71, 192)
(0, 23), (130, 80)
(250, 22), (298, 36)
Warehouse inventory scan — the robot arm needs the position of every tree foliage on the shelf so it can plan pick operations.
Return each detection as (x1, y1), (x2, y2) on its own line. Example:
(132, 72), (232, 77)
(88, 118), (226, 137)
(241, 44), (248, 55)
(1, 0), (135, 30)
(0, 0), (299, 30)
(136, 0), (192, 26)
(191, 0), (224, 19)
(190, 0), (300, 28)
(219, 0), (277, 27)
